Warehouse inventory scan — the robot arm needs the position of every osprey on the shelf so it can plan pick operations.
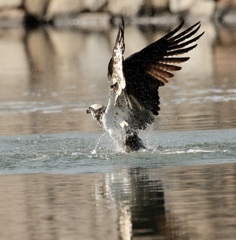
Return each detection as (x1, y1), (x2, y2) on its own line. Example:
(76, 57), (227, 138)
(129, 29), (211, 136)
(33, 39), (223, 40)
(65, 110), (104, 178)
(87, 19), (204, 152)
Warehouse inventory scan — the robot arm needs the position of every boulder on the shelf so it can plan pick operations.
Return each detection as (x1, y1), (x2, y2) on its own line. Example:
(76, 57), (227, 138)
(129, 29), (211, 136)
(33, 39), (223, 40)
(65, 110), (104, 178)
(222, 8), (236, 25)
(151, 0), (168, 9)
(188, 0), (215, 19)
(46, 0), (107, 19)
(82, 0), (107, 11)
(46, 0), (83, 19)
(105, 0), (144, 16)
(216, 0), (236, 9)
(0, 0), (22, 8)
(23, 0), (50, 17)
(169, 0), (194, 13)
(0, 8), (25, 27)
(54, 13), (110, 30)
(169, 0), (215, 19)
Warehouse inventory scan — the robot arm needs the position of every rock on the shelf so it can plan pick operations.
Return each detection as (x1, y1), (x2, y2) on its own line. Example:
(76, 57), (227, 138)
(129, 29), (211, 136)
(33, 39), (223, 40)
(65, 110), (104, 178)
(130, 15), (179, 26)
(216, 0), (236, 10)
(0, 0), (22, 8)
(46, 0), (83, 19)
(23, 0), (50, 18)
(46, 0), (106, 19)
(151, 0), (168, 9)
(169, 0), (215, 19)
(0, 8), (25, 27)
(169, 0), (194, 13)
(140, 0), (169, 17)
(105, 0), (144, 16)
(215, 0), (236, 23)
(222, 8), (236, 26)
(82, 0), (107, 11)
(188, 0), (215, 19)
(54, 13), (111, 31)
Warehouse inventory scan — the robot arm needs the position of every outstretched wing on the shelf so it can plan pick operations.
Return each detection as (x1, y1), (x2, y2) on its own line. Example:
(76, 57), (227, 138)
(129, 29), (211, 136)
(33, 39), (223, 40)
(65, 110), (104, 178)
(123, 21), (204, 120)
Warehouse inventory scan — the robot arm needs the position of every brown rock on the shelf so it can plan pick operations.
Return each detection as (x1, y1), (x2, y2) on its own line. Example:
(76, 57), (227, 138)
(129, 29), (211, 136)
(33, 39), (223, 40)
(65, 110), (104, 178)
(169, 0), (215, 19)
(46, 0), (83, 18)
(23, 0), (50, 17)
(53, 13), (111, 30)
(151, 0), (168, 9)
(46, 0), (107, 19)
(82, 0), (107, 11)
(105, 0), (144, 16)
(0, 0), (22, 8)
(0, 8), (25, 27)
(216, 0), (236, 10)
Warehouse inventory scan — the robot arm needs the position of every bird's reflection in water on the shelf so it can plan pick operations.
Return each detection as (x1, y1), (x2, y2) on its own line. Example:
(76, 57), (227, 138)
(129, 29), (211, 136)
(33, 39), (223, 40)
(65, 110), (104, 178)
(97, 168), (189, 240)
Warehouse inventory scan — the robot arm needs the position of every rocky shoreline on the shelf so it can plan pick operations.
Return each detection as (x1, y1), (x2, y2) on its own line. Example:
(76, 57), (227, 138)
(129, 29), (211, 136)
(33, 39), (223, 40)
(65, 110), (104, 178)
(0, 0), (236, 29)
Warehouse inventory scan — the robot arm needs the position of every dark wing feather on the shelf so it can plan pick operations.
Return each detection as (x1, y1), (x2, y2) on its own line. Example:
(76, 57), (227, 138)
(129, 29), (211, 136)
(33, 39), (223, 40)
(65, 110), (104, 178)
(123, 21), (204, 122)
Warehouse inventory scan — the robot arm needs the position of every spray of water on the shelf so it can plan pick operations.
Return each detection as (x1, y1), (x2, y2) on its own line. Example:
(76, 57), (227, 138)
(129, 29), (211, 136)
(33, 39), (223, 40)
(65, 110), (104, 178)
(91, 132), (107, 154)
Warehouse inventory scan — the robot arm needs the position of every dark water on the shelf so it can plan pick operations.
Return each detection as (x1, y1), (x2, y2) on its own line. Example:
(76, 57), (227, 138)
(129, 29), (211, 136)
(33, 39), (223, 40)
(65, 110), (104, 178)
(0, 22), (236, 239)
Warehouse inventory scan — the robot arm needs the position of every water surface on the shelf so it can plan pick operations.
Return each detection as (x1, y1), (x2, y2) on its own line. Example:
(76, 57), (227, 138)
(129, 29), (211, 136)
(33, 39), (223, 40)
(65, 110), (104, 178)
(0, 129), (235, 175)
(0, 163), (235, 240)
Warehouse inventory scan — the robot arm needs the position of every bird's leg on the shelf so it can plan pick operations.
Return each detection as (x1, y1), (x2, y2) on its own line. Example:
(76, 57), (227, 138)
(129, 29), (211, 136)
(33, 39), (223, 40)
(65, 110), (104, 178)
(123, 127), (146, 152)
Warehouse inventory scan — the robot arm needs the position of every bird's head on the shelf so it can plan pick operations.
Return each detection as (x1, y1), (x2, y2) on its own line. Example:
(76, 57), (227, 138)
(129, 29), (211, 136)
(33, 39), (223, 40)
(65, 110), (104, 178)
(86, 104), (106, 124)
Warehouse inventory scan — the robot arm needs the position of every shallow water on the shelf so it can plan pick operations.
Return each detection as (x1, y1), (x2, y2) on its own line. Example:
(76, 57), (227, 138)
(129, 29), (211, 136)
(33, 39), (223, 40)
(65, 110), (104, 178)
(0, 160), (236, 239)
(0, 129), (235, 175)
(0, 129), (235, 239)
(0, 22), (236, 239)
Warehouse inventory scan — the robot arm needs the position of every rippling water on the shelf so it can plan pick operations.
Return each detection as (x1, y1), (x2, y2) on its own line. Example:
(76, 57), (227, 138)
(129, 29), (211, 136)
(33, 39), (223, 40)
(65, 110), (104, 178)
(0, 22), (236, 239)
(0, 129), (235, 175)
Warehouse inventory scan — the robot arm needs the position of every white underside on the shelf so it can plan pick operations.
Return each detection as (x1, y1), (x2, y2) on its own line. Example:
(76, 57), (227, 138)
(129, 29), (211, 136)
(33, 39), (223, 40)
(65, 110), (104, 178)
(102, 91), (129, 149)
(103, 30), (128, 150)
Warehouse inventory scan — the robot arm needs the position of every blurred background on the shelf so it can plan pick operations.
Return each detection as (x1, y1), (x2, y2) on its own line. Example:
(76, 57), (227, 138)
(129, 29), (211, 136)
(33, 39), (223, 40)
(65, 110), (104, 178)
(0, 0), (236, 135)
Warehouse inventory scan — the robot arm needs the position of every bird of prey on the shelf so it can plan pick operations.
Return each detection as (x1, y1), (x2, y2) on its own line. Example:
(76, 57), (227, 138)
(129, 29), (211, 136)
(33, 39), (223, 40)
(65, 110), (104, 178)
(87, 18), (204, 152)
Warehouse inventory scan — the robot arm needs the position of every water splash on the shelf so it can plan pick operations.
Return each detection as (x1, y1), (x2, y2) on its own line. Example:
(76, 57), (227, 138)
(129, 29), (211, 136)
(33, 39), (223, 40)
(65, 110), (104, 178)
(0, 129), (235, 174)
(91, 132), (107, 154)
